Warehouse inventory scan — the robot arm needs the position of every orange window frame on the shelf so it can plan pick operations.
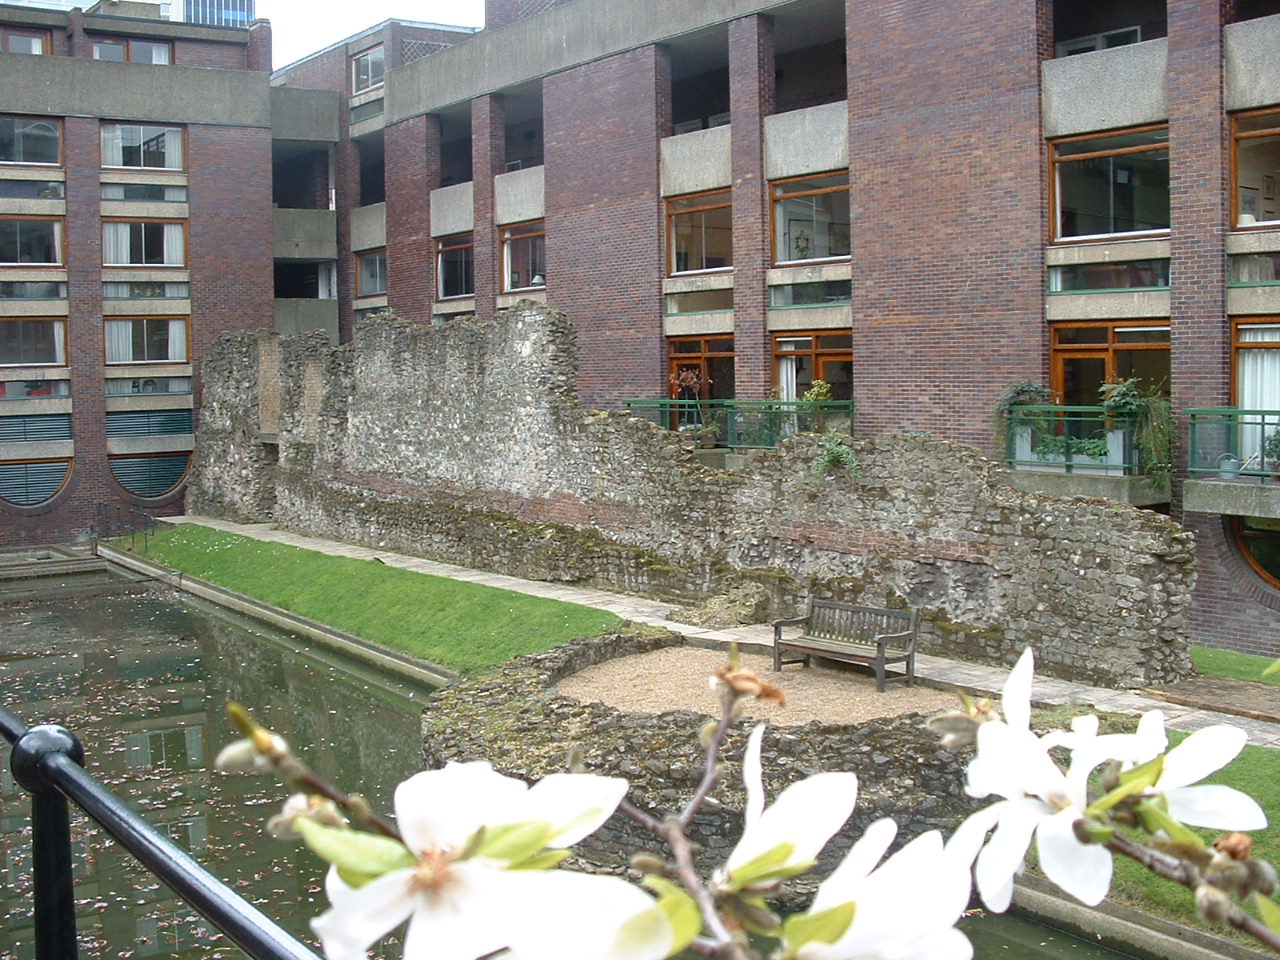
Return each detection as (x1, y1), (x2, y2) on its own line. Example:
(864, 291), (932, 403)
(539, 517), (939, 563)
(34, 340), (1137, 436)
(667, 188), (732, 275)
(770, 171), (850, 265)
(1048, 320), (1170, 399)
(0, 215), (65, 266)
(1231, 107), (1280, 230)
(1048, 123), (1170, 243)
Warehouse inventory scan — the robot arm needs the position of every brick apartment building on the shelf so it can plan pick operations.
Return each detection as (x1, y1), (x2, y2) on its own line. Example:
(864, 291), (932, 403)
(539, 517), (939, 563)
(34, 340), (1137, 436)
(5, 0), (1280, 654)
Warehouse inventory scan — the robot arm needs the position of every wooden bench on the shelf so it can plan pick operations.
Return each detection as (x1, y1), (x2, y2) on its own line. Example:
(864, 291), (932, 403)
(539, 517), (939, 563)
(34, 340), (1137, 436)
(772, 599), (919, 693)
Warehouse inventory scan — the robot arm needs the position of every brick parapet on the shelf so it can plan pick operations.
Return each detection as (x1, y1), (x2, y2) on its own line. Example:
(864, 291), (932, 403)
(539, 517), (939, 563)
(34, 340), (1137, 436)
(471, 94), (505, 321)
(385, 114), (441, 322)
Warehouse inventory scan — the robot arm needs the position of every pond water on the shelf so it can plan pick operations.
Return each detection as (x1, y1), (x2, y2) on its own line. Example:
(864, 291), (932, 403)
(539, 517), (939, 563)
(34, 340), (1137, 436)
(0, 583), (1145, 960)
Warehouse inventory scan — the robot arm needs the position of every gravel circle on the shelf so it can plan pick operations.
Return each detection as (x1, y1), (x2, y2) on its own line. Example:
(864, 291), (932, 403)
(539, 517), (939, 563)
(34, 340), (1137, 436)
(555, 646), (963, 727)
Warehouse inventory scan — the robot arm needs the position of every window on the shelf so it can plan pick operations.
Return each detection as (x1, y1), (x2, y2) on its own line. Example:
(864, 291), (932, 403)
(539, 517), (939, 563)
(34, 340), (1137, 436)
(1232, 516), (1280, 590)
(1048, 260), (1171, 292)
(350, 100), (384, 124)
(0, 281), (65, 300)
(92, 39), (171, 63)
(501, 221), (545, 291)
(101, 124), (184, 170)
(1229, 253), (1280, 285)
(1051, 126), (1169, 240)
(666, 289), (733, 314)
(352, 45), (385, 94)
(772, 173), (850, 264)
(0, 218), (61, 264)
(668, 190), (732, 273)
(109, 453), (189, 497)
(105, 318), (188, 364)
(103, 280), (189, 299)
(0, 378), (68, 399)
(0, 413), (70, 441)
(769, 281), (851, 306)
(0, 29), (48, 54)
(1056, 26), (1141, 57)
(1232, 108), (1280, 228)
(106, 376), (190, 395)
(106, 408), (193, 436)
(773, 333), (852, 401)
(668, 336), (735, 402)
(1050, 322), (1170, 403)
(0, 319), (65, 366)
(437, 233), (474, 298)
(0, 460), (71, 506)
(103, 221), (184, 266)
(101, 183), (187, 202)
(357, 249), (387, 296)
(0, 180), (63, 199)
(0, 116), (59, 165)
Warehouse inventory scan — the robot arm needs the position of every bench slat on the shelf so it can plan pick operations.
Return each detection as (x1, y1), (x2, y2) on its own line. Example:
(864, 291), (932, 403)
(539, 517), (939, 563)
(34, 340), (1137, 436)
(773, 599), (919, 693)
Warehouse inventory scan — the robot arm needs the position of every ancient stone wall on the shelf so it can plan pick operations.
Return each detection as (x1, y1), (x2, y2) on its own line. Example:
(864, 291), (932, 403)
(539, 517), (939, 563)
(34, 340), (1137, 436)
(189, 305), (1196, 687)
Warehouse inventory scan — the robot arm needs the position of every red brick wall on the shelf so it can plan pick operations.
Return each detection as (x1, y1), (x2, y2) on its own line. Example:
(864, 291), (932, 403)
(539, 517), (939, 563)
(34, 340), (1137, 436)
(386, 114), (441, 322)
(543, 46), (669, 407)
(1187, 515), (1280, 657)
(172, 39), (250, 70)
(845, 0), (1046, 446)
(471, 94), (504, 320)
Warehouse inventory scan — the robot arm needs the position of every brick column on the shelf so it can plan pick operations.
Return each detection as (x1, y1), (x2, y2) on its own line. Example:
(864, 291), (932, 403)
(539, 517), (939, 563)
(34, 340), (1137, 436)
(472, 94), (505, 321)
(334, 137), (360, 342)
(1168, 0), (1231, 487)
(728, 15), (775, 400)
(386, 114), (442, 322)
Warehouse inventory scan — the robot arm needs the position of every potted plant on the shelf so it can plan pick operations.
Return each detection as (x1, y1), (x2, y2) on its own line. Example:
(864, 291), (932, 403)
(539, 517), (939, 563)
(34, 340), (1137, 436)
(800, 378), (833, 433)
(1264, 427), (1280, 479)
(668, 367), (715, 435)
(994, 379), (1054, 462)
(1100, 378), (1173, 486)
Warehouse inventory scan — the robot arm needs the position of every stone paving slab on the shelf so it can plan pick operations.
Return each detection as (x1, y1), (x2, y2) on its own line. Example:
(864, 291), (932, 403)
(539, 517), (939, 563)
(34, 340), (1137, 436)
(163, 515), (1280, 748)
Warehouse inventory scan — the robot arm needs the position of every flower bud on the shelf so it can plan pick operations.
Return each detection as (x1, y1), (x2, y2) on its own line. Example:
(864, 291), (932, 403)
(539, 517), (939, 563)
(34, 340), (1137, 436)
(1214, 832), (1253, 860)
(266, 793), (346, 839)
(629, 853), (669, 875)
(1195, 884), (1232, 925)
(1247, 858), (1278, 898)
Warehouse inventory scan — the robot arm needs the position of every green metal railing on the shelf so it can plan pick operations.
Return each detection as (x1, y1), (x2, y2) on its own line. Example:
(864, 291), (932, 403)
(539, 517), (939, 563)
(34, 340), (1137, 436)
(1004, 405), (1142, 475)
(1187, 408), (1280, 482)
(624, 398), (854, 450)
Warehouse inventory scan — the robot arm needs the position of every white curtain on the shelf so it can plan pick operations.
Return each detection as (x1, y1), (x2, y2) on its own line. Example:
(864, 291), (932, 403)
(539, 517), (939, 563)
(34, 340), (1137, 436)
(101, 125), (123, 166)
(777, 355), (798, 401)
(105, 320), (133, 363)
(163, 223), (184, 265)
(167, 319), (187, 362)
(52, 320), (65, 364)
(161, 128), (182, 169)
(1237, 325), (1280, 463)
(102, 222), (129, 264)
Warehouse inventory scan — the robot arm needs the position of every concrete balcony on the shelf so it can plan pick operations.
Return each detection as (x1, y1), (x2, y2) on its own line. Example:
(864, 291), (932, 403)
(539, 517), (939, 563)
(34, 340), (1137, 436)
(274, 208), (337, 260)
(275, 299), (339, 341)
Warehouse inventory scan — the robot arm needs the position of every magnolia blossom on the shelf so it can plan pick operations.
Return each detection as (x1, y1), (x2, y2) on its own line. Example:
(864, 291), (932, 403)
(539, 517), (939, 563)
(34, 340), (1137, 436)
(308, 761), (677, 960)
(788, 818), (974, 960)
(715, 724), (859, 893)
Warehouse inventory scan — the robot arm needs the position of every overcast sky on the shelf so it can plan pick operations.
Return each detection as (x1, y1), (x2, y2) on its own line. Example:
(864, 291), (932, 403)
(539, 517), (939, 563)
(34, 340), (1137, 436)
(258, 0), (485, 70)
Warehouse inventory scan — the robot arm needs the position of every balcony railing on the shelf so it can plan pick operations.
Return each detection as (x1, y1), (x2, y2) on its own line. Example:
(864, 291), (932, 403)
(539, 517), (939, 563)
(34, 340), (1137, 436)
(1187, 408), (1280, 482)
(624, 398), (854, 450)
(1, 704), (317, 960)
(1004, 405), (1143, 476)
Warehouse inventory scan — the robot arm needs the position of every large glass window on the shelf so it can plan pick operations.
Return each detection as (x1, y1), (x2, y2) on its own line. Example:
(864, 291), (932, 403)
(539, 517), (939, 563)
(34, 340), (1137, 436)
(1050, 321), (1170, 403)
(1232, 108), (1280, 228)
(104, 318), (188, 364)
(0, 379), (68, 399)
(772, 173), (850, 264)
(1048, 260), (1170, 291)
(0, 116), (59, 165)
(0, 460), (71, 506)
(101, 183), (187, 202)
(0, 281), (65, 299)
(1052, 126), (1170, 240)
(0, 319), (66, 366)
(103, 280), (189, 299)
(669, 190), (732, 274)
(101, 124), (185, 170)
(0, 218), (61, 264)
(103, 221), (185, 266)
(352, 46), (385, 94)
(669, 336), (735, 402)
(437, 233), (474, 298)
(109, 453), (189, 497)
(357, 249), (387, 296)
(92, 38), (170, 63)
(0, 29), (48, 54)
(501, 221), (546, 291)
(769, 281), (852, 306)
(773, 333), (852, 401)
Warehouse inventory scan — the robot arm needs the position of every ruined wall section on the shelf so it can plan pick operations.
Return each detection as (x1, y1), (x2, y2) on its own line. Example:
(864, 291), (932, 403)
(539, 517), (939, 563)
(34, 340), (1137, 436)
(192, 306), (1195, 687)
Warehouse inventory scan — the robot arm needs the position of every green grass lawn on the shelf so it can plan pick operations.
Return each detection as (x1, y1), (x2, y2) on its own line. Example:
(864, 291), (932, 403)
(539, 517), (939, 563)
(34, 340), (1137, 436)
(116, 524), (622, 675)
(1192, 644), (1280, 686)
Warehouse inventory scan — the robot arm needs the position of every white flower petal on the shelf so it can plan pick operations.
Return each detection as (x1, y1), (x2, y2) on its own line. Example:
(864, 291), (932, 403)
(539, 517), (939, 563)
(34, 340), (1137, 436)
(1001, 648), (1035, 731)
(1167, 784), (1267, 831)
(744, 723), (767, 827)
(395, 762), (528, 854)
(1036, 808), (1111, 906)
(519, 773), (629, 847)
(401, 861), (515, 960)
(811, 816), (896, 912)
(974, 800), (1040, 912)
(947, 804), (1001, 869)
(1158, 725), (1247, 791)
(726, 771), (858, 876)
(311, 868), (416, 960)
(502, 870), (669, 960)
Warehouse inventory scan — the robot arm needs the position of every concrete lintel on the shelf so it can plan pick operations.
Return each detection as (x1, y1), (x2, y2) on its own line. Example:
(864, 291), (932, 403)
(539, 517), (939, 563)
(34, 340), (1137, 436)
(1184, 479), (1280, 519)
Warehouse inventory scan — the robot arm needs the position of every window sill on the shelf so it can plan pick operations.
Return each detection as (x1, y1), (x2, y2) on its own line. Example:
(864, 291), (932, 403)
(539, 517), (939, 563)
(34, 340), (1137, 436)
(1051, 229), (1170, 245)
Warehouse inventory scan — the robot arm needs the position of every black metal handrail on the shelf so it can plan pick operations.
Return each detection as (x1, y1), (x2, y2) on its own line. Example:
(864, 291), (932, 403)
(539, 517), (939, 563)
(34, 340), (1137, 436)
(94, 501), (157, 549)
(2, 704), (318, 960)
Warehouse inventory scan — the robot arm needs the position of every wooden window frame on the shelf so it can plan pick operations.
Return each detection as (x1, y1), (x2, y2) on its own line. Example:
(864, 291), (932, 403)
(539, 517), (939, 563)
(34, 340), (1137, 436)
(0, 215), (64, 266)
(101, 122), (187, 171)
(437, 232), (474, 299)
(500, 220), (546, 292)
(667, 335), (735, 400)
(667, 188), (732, 275)
(0, 457), (72, 507)
(0, 115), (61, 166)
(91, 37), (172, 63)
(1230, 107), (1280, 230)
(770, 331), (853, 398)
(351, 45), (385, 95)
(0, 316), (67, 367)
(770, 171), (851, 266)
(1048, 123), (1170, 243)
(356, 248), (388, 297)
(1231, 317), (1280, 402)
(103, 316), (190, 365)
(0, 28), (50, 54)
(1048, 320), (1170, 399)
(101, 218), (187, 267)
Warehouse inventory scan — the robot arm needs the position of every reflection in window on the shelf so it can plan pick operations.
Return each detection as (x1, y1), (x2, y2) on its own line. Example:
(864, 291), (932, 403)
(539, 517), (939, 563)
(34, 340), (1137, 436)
(103, 281), (190, 299)
(0, 319), (65, 365)
(0, 281), (65, 299)
(669, 190), (732, 274)
(102, 182), (187, 202)
(501, 221), (545, 291)
(357, 249), (387, 296)
(1052, 126), (1169, 240)
(105, 318), (188, 364)
(1232, 109), (1280, 227)
(665, 289), (733, 314)
(772, 173), (850, 264)
(1233, 516), (1280, 591)
(0, 378), (69, 399)
(437, 232), (474, 298)
(0, 115), (59, 164)
(101, 124), (184, 169)
(0, 180), (62, 199)
(352, 45), (385, 93)
(769, 280), (852, 306)
(0, 218), (61, 264)
(106, 377), (191, 396)
(1049, 260), (1170, 291)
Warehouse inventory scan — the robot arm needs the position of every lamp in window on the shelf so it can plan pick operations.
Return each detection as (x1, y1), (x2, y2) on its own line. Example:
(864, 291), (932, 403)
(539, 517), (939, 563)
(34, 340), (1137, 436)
(531, 273), (545, 286)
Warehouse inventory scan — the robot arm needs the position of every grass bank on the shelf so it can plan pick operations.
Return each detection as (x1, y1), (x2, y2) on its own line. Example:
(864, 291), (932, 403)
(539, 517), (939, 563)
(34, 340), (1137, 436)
(117, 524), (621, 675)
(1192, 644), (1280, 686)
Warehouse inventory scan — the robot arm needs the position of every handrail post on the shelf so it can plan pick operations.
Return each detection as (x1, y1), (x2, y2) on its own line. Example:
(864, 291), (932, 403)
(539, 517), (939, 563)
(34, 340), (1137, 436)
(11, 724), (85, 960)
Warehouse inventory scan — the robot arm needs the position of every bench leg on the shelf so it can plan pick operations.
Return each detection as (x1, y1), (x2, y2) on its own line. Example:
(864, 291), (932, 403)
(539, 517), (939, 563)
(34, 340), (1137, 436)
(874, 660), (886, 694)
(906, 651), (915, 687)
(773, 643), (782, 672)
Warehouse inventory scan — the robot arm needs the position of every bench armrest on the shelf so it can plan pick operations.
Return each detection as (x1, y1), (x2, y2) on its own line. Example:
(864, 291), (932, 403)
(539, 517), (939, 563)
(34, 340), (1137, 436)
(872, 628), (916, 653)
(773, 615), (808, 642)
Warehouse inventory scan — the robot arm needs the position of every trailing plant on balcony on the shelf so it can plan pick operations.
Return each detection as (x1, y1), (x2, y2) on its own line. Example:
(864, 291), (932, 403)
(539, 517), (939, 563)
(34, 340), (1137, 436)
(993, 378), (1054, 444)
(1265, 427), (1280, 470)
(800, 378), (833, 432)
(1101, 378), (1173, 487)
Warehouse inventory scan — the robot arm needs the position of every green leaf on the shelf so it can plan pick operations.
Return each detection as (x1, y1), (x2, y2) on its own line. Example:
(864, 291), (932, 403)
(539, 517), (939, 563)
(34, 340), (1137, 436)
(1255, 893), (1280, 933)
(724, 842), (797, 892)
(1134, 800), (1203, 847)
(1118, 755), (1164, 788)
(624, 878), (700, 958)
(1264, 659), (1280, 678)
(472, 821), (555, 865)
(781, 901), (857, 955)
(295, 819), (415, 886)
(509, 849), (571, 871)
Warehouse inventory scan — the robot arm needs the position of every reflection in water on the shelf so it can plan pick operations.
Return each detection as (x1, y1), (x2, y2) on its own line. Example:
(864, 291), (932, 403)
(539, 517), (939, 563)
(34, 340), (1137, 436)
(0, 588), (434, 960)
